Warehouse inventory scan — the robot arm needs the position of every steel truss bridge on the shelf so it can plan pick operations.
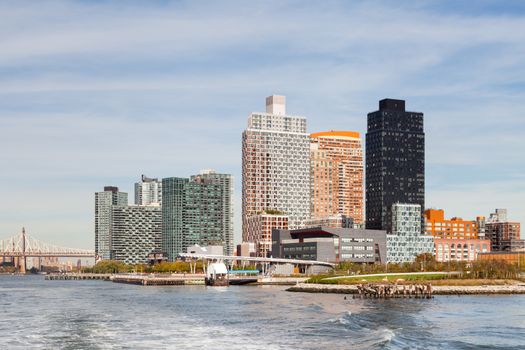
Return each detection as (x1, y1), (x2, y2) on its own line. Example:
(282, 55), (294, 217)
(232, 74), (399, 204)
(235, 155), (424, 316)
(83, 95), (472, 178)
(1, 228), (95, 272)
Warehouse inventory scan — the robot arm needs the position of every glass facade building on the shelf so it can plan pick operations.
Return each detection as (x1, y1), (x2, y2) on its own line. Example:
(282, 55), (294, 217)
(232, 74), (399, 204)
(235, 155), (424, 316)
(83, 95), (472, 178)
(94, 186), (128, 260)
(366, 99), (425, 233)
(386, 203), (434, 263)
(162, 170), (233, 260)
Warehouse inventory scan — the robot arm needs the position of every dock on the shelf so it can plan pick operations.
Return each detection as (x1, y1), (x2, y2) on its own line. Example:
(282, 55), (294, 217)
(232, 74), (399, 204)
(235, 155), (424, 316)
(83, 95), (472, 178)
(111, 274), (205, 286)
(45, 273), (112, 281)
(44, 273), (309, 286)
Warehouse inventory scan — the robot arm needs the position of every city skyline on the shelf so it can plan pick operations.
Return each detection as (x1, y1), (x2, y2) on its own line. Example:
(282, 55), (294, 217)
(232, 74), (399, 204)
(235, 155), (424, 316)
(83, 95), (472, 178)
(1, 1), (525, 249)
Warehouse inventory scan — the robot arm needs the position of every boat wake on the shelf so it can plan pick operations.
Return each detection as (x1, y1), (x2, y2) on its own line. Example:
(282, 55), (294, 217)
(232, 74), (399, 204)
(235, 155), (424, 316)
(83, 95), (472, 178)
(325, 311), (397, 349)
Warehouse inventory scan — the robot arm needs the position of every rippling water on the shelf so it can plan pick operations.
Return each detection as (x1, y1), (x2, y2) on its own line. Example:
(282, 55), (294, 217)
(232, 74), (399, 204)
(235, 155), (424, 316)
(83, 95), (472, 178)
(1, 276), (524, 349)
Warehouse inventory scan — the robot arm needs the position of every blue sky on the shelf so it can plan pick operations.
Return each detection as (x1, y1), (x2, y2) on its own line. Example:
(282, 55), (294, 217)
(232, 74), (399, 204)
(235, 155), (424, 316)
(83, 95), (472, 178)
(0, 0), (524, 248)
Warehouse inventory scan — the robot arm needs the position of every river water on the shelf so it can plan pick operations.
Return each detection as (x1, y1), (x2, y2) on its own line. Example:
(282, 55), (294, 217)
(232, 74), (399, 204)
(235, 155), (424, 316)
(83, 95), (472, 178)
(0, 276), (524, 349)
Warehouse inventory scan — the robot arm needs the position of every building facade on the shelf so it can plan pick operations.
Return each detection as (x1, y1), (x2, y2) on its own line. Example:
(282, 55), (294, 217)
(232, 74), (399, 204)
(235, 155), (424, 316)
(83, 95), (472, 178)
(425, 209), (479, 239)
(190, 170), (234, 256)
(434, 238), (491, 262)
(110, 205), (162, 264)
(245, 212), (289, 257)
(310, 131), (363, 225)
(272, 227), (387, 264)
(485, 209), (521, 251)
(95, 186), (128, 260)
(242, 95), (310, 247)
(162, 170), (233, 260)
(387, 203), (434, 263)
(134, 175), (162, 206)
(366, 99), (425, 233)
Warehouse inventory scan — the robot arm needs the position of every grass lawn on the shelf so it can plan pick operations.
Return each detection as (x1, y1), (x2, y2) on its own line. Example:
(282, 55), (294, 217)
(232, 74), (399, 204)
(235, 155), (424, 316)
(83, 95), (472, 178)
(307, 274), (518, 286)
(310, 273), (447, 284)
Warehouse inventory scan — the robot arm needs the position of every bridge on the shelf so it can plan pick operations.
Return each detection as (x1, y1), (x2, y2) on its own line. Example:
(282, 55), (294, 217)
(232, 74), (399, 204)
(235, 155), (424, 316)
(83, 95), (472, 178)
(0, 228), (95, 272)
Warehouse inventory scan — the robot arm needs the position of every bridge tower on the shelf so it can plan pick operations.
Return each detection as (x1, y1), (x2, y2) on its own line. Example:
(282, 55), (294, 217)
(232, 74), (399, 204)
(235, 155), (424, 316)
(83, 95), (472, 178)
(17, 227), (27, 273)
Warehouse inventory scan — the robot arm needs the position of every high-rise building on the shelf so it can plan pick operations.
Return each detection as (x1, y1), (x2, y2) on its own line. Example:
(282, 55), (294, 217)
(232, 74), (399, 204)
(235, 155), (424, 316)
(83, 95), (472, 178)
(242, 95), (310, 247)
(366, 99), (425, 233)
(386, 203), (433, 263)
(486, 209), (521, 251)
(191, 170), (234, 256)
(134, 175), (162, 206)
(310, 131), (363, 225)
(110, 204), (162, 264)
(95, 186), (128, 260)
(162, 170), (233, 260)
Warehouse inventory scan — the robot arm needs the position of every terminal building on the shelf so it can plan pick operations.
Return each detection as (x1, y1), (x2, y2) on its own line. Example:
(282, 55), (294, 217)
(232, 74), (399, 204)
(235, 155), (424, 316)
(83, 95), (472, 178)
(271, 227), (387, 264)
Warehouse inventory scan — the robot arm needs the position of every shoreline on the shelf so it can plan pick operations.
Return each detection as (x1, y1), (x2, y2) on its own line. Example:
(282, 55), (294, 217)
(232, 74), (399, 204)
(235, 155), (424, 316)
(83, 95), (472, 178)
(287, 283), (525, 295)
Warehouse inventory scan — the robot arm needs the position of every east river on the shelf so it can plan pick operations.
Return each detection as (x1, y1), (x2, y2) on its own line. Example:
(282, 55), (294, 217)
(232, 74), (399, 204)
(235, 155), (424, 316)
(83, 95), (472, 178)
(1, 276), (524, 349)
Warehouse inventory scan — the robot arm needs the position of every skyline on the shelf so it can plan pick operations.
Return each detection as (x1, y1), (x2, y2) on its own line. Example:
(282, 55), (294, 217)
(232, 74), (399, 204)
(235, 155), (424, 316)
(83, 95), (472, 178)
(1, 0), (525, 249)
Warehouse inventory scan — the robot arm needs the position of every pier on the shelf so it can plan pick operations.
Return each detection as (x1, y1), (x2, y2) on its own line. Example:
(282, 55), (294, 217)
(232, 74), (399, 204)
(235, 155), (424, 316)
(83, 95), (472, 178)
(45, 273), (112, 281)
(111, 274), (205, 286)
(44, 273), (308, 286)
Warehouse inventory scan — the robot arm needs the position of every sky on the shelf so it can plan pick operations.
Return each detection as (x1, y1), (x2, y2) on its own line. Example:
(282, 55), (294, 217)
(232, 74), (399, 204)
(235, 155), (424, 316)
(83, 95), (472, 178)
(0, 0), (524, 249)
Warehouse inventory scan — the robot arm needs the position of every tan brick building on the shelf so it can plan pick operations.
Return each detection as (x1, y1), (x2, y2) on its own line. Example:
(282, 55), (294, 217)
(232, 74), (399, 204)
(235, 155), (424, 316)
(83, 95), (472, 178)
(310, 131), (363, 225)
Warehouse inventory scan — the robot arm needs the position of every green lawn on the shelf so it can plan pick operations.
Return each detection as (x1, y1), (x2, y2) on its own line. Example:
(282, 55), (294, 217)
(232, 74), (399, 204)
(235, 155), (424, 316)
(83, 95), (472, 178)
(308, 273), (448, 284)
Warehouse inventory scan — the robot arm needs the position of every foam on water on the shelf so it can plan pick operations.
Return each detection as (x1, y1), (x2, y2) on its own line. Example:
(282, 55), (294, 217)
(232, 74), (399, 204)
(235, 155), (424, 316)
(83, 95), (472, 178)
(1, 277), (524, 349)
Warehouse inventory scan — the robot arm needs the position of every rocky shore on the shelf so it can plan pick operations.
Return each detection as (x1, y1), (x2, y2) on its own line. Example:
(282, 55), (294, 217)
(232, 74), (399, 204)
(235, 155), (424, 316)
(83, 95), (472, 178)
(287, 283), (525, 295)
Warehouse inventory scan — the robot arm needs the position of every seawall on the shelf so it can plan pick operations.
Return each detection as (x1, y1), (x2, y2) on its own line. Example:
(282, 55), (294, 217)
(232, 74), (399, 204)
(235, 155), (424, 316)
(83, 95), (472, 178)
(287, 283), (525, 295)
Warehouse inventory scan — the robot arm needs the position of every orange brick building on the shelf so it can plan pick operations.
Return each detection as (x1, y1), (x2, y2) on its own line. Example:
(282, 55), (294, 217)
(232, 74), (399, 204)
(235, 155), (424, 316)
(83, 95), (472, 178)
(425, 209), (479, 239)
(310, 131), (363, 225)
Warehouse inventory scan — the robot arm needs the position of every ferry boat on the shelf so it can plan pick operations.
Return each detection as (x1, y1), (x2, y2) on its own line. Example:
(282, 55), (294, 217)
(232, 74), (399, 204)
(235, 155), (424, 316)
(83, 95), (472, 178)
(205, 262), (229, 286)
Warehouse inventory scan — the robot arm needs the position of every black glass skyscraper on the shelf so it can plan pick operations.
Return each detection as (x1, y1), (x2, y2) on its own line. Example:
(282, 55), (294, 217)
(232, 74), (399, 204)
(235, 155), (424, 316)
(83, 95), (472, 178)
(365, 99), (424, 233)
